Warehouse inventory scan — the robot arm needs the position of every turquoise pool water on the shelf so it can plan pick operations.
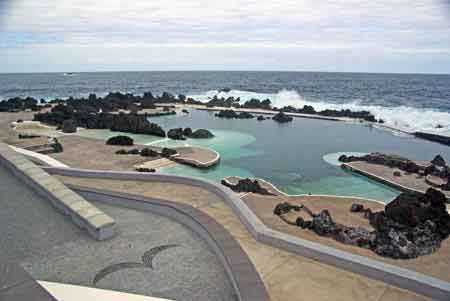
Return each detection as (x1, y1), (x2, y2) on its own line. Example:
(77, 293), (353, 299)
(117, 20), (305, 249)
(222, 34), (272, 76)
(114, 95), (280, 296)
(157, 130), (400, 202)
(77, 110), (450, 203)
(152, 129), (263, 160)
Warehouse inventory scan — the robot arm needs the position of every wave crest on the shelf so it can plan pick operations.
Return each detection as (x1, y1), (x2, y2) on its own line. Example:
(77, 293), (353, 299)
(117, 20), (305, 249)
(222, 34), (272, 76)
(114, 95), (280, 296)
(188, 89), (450, 134)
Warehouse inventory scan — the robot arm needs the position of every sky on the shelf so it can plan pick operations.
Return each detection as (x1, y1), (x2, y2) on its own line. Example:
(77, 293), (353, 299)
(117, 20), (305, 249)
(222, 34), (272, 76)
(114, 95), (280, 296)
(0, 0), (450, 74)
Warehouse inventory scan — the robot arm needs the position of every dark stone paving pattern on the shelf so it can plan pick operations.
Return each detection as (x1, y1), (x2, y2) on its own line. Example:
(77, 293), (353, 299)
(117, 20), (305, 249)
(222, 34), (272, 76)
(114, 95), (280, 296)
(0, 166), (236, 301)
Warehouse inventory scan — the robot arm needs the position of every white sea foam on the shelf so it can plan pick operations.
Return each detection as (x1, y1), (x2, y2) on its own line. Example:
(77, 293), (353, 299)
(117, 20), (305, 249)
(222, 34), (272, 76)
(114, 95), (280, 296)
(188, 89), (450, 135)
(323, 152), (368, 166)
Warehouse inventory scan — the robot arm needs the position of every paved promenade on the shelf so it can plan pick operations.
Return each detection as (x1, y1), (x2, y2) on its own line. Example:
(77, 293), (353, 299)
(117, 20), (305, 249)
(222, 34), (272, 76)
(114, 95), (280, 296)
(56, 175), (430, 301)
(0, 166), (234, 301)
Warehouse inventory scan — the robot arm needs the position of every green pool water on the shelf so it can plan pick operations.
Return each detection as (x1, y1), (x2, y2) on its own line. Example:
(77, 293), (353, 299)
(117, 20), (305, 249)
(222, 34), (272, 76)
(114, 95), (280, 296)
(75, 126), (400, 203)
(76, 110), (450, 204)
(282, 174), (399, 201)
(151, 129), (263, 160)
(155, 130), (259, 182)
(157, 137), (400, 203)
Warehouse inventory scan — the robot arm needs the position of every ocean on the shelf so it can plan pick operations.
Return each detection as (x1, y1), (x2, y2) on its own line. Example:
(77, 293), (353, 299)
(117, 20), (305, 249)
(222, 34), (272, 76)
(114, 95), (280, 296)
(1, 71), (450, 134)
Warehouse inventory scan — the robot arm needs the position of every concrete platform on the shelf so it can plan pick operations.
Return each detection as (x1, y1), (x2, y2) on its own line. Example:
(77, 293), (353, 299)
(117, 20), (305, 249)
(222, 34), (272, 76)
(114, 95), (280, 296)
(342, 161), (450, 199)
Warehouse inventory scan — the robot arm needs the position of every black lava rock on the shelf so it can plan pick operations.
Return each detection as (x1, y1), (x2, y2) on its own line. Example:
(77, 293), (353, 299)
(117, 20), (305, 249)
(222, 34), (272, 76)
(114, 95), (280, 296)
(140, 148), (159, 157)
(136, 168), (156, 173)
(272, 111), (293, 123)
(61, 119), (77, 133)
(273, 188), (450, 260)
(161, 147), (178, 158)
(106, 135), (134, 146)
(183, 128), (192, 136)
(215, 110), (254, 119)
(431, 155), (446, 167)
(311, 210), (339, 236)
(168, 128), (185, 140)
(115, 149), (128, 155)
(350, 204), (364, 212)
(188, 129), (214, 139)
(221, 178), (275, 195)
(128, 148), (140, 155)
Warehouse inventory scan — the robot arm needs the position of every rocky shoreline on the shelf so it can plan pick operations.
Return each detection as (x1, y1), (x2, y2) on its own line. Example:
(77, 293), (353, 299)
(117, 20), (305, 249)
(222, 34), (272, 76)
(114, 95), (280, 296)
(7, 90), (450, 150)
(274, 188), (450, 260)
(195, 94), (380, 122)
(2, 89), (383, 124)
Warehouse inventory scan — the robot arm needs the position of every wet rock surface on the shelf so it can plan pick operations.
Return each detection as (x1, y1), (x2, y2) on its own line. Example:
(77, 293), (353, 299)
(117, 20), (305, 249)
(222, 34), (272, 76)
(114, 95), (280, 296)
(274, 188), (450, 259)
(272, 111), (293, 123)
(168, 128), (214, 140)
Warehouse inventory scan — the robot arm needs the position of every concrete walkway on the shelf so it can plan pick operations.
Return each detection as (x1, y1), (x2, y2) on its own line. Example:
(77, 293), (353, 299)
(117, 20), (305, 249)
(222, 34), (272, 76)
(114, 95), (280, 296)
(55, 175), (429, 301)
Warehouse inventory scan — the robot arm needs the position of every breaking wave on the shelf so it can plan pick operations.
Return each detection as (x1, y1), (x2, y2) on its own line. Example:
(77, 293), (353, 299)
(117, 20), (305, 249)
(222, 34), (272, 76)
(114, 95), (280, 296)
(189, 89), (450, 134)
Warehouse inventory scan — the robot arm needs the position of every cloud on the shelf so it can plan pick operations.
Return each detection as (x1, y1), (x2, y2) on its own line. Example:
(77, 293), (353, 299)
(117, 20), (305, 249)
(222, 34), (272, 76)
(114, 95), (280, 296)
(0, 0), (449, 72)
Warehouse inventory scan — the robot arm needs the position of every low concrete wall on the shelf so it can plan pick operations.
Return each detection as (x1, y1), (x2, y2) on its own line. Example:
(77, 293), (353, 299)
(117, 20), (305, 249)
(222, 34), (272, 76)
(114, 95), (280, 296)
(8, 144), (69, 168)
(43, 166), (450, 300)
(0, 143), (115, 240)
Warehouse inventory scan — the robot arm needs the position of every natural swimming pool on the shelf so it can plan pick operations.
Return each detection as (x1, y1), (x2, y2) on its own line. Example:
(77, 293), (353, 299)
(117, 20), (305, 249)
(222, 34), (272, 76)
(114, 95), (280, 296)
(81, 109), (450, 203)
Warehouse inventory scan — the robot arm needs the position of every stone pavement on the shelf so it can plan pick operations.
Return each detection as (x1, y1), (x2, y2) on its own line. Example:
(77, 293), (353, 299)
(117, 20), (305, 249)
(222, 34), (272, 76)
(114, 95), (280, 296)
(56, 176), (430, 301)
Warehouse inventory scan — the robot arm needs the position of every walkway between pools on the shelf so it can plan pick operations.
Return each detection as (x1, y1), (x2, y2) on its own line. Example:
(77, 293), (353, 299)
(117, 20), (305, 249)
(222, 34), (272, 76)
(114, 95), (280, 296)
(41, 166), (446, 301)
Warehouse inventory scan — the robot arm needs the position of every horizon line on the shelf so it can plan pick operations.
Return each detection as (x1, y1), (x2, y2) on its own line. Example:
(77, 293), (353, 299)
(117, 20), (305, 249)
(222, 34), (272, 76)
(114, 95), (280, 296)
(1, 69), (450, 76)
